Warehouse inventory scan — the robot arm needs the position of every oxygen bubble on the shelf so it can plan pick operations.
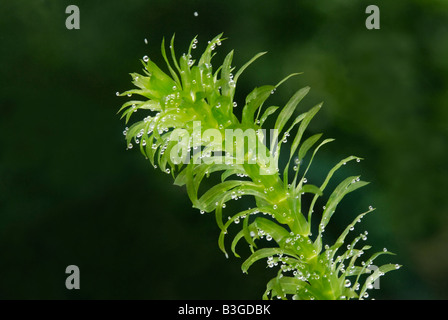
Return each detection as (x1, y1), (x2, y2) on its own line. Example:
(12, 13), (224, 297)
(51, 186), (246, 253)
(144, 38), (148, 44)
(344, 279), (351, 287)
(356, 158), (361, 162)
(193, 11), (198, 16)
(369, 205), (373, 210)
(116, 91), (120, 96)
(143, 55), (149, 62)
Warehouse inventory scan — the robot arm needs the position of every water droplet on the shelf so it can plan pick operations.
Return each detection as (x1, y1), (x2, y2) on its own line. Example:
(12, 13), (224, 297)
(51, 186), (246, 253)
(344, 279), (351, 287)
(383, 248), (388, 252)
(233, 102), (237, 108)
(127, 143), (133, 149)
(266, 234), (272, 241)
(143, 55), (149, 62)
(273, 205), (278, 210)
(200, 210), (205, 214)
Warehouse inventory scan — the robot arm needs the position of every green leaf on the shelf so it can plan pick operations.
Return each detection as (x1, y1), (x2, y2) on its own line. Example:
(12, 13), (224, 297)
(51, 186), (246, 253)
(259, 106), (279, 126)
(234, 51), (267, 85)
(358, 263), (400, 299)
(274, 86), (310, 135)
(242, 85), (275, 126)
(242, 247), (300, 274)
(320, 177), (370, 230)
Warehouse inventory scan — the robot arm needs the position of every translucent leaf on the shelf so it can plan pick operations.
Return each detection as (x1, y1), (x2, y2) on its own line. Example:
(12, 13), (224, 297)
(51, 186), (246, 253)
(242, 247), (300, 274)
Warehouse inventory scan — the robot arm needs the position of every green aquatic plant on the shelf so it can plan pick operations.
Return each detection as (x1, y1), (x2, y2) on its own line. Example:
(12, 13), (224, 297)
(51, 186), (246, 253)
(117, 34), (400, 300)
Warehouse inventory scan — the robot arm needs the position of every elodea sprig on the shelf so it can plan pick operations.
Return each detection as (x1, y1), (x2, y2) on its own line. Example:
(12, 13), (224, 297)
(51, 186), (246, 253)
(117, 34), (401, 300)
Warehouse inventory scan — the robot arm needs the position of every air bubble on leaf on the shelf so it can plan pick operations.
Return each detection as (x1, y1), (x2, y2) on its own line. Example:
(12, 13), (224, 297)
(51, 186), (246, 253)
(116, 91), (120, 96)
(127, 143), (133, 149)
(143, 55), (149, 62)
(369, 205), (373, 210)
(344, 279), (351, 287)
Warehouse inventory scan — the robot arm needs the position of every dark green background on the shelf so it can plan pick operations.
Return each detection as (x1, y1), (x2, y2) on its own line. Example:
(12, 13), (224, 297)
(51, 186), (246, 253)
(0, 0), (447, 299)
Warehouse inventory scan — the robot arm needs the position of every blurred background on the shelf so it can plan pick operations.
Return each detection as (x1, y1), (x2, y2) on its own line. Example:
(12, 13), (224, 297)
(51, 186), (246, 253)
(0, 0), (447, 299)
